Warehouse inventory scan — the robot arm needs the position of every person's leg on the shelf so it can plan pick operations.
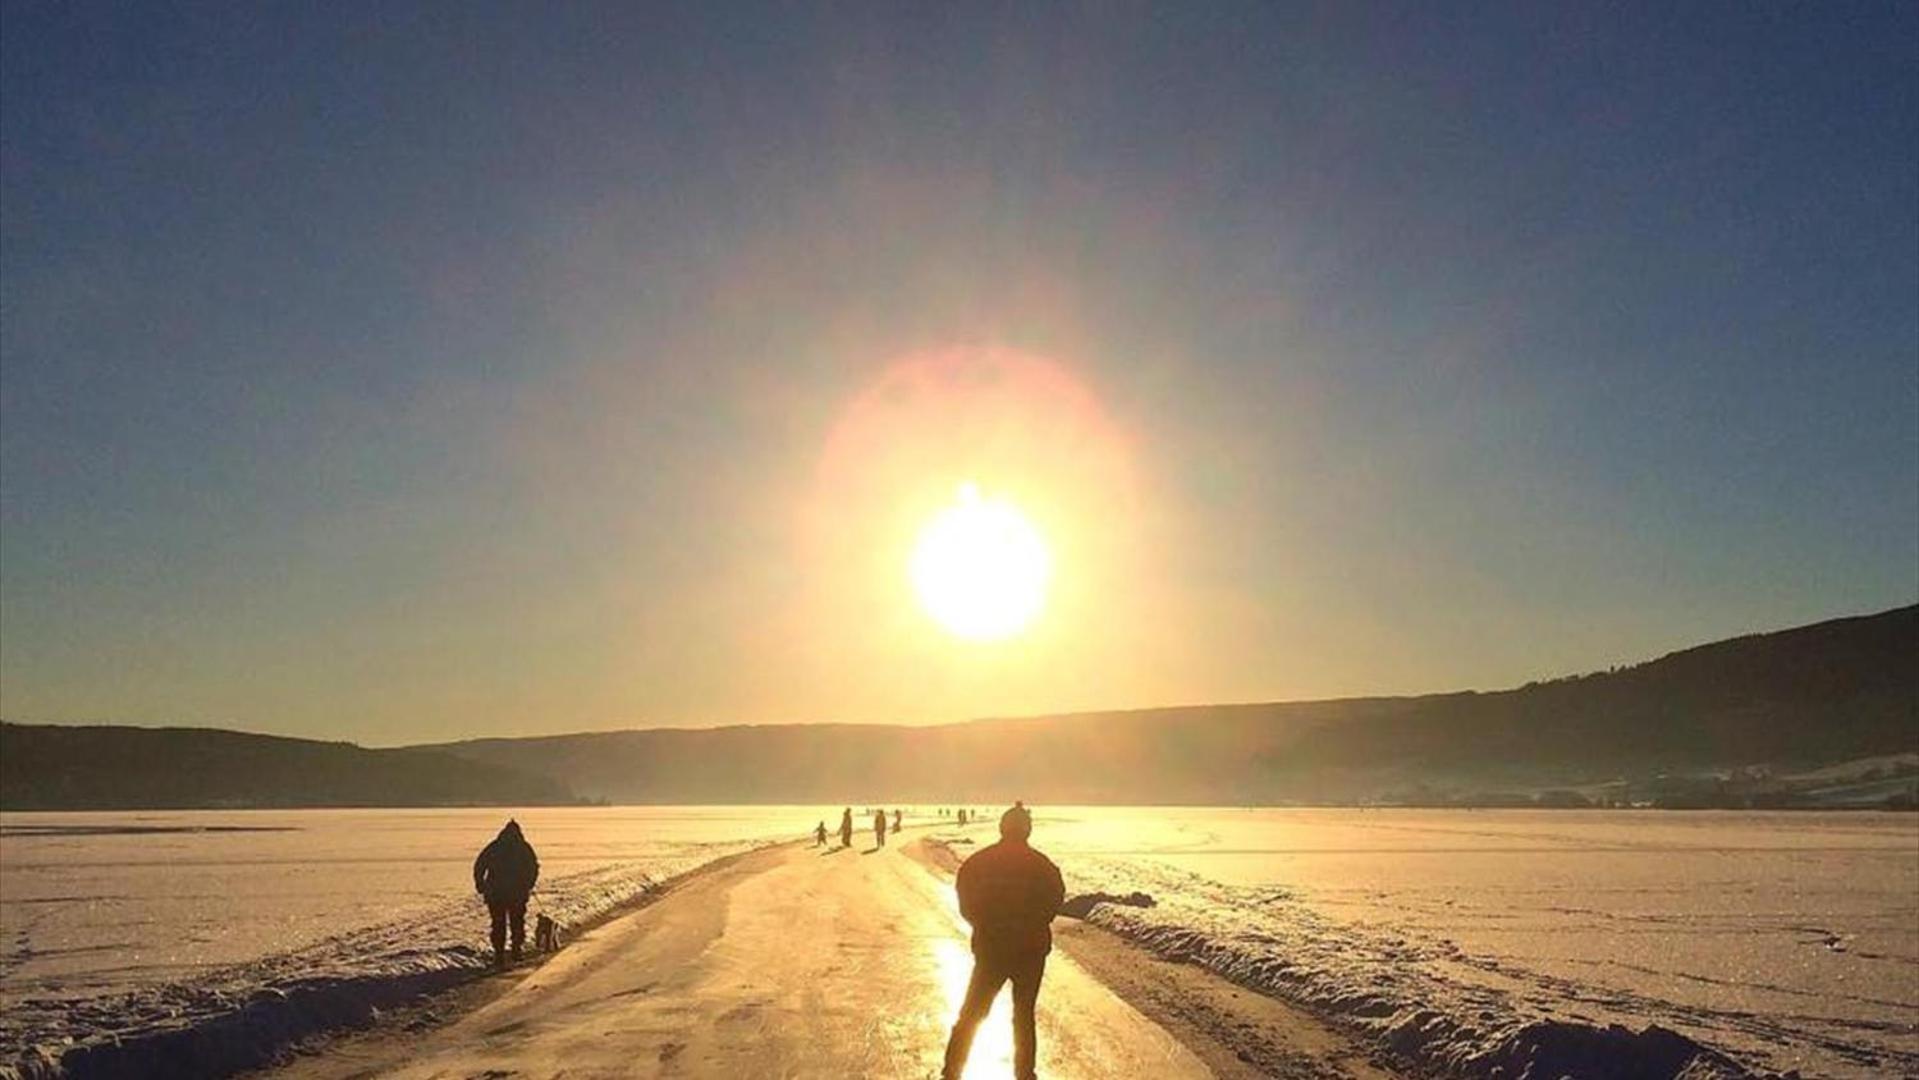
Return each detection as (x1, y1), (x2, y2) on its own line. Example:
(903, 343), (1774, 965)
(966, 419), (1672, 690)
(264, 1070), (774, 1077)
(508, 899), (527, 958)
(942, 958), (1009, 1079)
(486, 898), (507, 963)
(1010, 954), (1047, 1080)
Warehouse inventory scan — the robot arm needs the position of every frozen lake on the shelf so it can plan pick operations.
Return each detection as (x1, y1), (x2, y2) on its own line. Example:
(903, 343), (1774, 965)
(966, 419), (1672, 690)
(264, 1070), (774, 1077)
(2, 806), (1914, 1077)
(1033, 807), (1919, 1078)
(0, 806), (818, 1004)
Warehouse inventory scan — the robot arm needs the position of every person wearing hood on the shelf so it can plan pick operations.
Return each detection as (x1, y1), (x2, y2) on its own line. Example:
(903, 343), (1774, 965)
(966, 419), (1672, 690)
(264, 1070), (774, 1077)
(473, 819), (540, 966)
(941, 802), (1065, 1080)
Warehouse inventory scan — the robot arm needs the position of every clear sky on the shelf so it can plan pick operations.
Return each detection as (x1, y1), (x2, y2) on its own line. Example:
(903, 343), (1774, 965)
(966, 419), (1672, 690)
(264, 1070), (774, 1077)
(3, 3), (1915, 746)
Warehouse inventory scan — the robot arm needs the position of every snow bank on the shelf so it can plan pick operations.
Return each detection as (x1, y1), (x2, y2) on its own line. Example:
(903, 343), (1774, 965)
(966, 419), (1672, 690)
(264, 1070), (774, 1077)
(1, 840), (772, 1080)
(1058, 890), (1154, 920)
(1046, 853), (1771, 1080)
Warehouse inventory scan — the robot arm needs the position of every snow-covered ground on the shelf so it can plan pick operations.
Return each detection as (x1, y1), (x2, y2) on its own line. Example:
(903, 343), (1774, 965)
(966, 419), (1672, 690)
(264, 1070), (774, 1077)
(0, 807), (817, 1076)
(1020, 808), (1919, 1079)
(4, 807), (1913, 1078)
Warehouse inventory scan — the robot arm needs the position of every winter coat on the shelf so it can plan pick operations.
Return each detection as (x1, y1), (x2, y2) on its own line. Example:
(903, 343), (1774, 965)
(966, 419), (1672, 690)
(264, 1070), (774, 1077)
(473, 822), (540, 900)
(954, 838), (1065, 960)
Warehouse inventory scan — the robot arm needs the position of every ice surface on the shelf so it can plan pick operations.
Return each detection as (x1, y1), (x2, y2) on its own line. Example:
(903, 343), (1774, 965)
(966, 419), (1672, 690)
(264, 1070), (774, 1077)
(1021, 808), (1919, 1079)
(0, 807), (817, 1077)
(4, 806), (1913, 1079)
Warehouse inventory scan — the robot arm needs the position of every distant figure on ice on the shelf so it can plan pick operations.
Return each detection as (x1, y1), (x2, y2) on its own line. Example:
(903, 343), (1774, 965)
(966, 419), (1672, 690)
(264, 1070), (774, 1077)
(942, 802), (1065, 1080)
(893, 808), (903, 834)
(815, 820), (828, 847)
(473, 819), (540, 966)
(840, 807), (854, 848)
(874, 808), (888, 847)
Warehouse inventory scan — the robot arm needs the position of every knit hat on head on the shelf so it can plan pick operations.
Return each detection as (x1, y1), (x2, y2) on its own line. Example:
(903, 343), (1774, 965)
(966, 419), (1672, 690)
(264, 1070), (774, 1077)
(999, 801), (1032, 840)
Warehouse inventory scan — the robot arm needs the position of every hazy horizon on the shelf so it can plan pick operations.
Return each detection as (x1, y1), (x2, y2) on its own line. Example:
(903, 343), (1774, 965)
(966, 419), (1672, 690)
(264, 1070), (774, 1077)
(5, 6), (1916, 746)
(3, 600), (1907, 750)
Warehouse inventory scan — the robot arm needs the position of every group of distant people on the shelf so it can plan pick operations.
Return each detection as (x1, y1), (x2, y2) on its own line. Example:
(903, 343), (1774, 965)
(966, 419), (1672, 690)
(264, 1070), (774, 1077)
(812, 806), (906, 848)
(807, 805), (988, 849)
(472, 800), (1063, 1080)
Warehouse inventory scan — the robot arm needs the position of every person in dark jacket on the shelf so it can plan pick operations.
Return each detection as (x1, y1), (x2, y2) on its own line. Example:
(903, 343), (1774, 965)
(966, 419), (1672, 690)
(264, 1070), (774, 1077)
(839, 807), (854, 849)
(473, 819), (540, 966)
(942, 802), (1065, 1080)
(893, 808), (903, 834)
(873, 808), (888, 847)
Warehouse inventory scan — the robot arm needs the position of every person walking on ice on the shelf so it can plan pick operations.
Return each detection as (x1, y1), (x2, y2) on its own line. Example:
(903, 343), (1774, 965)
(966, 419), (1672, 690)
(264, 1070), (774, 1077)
(472, 819), (540, 967)
(942, 802), (1065, 1080)
(839, 807), (854, 849)
(873, 807), (888, 847)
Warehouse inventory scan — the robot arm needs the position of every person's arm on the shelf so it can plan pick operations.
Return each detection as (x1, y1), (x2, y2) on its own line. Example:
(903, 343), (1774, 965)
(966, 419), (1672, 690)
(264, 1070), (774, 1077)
(473, 848), (489, 894)
(528, 848), (540, 890)
(1045, 857), (1065, 916)
(955, 860), (979, 925)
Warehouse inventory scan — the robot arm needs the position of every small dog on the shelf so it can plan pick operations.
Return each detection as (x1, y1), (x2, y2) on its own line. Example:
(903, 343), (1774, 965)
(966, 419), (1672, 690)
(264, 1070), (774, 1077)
(533, 912), (561, 954)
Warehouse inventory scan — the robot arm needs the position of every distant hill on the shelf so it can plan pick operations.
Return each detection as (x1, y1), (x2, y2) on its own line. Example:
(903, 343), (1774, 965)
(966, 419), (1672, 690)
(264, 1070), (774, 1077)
(0, 723), (578, 810)
(5, 606), (1911, 809)
(423, 605), (1918, 805)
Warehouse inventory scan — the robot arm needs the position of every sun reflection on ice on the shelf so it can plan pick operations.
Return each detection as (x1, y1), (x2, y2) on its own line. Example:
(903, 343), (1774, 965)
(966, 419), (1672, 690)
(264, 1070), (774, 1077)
(932, 936), (1016, 1079)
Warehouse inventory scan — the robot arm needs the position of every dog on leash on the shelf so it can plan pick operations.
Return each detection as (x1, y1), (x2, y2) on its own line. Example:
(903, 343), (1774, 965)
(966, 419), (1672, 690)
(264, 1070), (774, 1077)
(534, 912), (561, 954)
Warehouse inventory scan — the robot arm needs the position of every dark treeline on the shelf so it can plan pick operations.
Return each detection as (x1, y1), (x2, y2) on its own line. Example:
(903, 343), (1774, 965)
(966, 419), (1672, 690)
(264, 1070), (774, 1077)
(430, 605), (1916, 805)
(0, 724), (574, 809)
(3, 605), (1912, 810)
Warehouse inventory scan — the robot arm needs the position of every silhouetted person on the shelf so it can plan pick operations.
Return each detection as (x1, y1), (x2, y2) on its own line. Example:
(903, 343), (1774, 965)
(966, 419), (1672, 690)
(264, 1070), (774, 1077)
(893, 808), (903, 834)
(942, 802), (1064, 1080)
(473, 819), (540, 966)
(840, 807), (854, 848)
(874, 808), (887, 847)
(815, 821), (828, 847)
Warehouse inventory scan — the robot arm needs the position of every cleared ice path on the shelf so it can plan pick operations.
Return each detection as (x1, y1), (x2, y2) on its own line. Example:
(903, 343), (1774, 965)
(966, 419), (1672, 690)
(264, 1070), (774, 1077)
(278, 839), (1212, 1080)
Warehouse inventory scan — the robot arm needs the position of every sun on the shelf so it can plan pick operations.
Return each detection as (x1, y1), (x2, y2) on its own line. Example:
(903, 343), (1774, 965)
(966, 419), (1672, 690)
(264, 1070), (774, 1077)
(909, 483), (1052, 641)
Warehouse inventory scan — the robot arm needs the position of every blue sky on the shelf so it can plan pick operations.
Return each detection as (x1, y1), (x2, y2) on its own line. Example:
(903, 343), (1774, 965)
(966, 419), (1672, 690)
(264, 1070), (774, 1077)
(3, 3), (1914, 744)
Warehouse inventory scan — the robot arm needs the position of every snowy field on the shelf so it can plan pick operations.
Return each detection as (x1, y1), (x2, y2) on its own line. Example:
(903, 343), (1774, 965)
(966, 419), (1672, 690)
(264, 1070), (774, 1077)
(0, 806), (818, 1001)
(0, 806), (817, 1073)
(1025, 808), (1919, 1079)
(2, 806), (1914, 1077)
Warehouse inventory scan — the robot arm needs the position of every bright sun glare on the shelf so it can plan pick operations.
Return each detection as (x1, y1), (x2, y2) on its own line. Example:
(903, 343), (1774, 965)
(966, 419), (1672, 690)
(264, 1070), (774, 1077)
(910, 483), (1052, 642)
